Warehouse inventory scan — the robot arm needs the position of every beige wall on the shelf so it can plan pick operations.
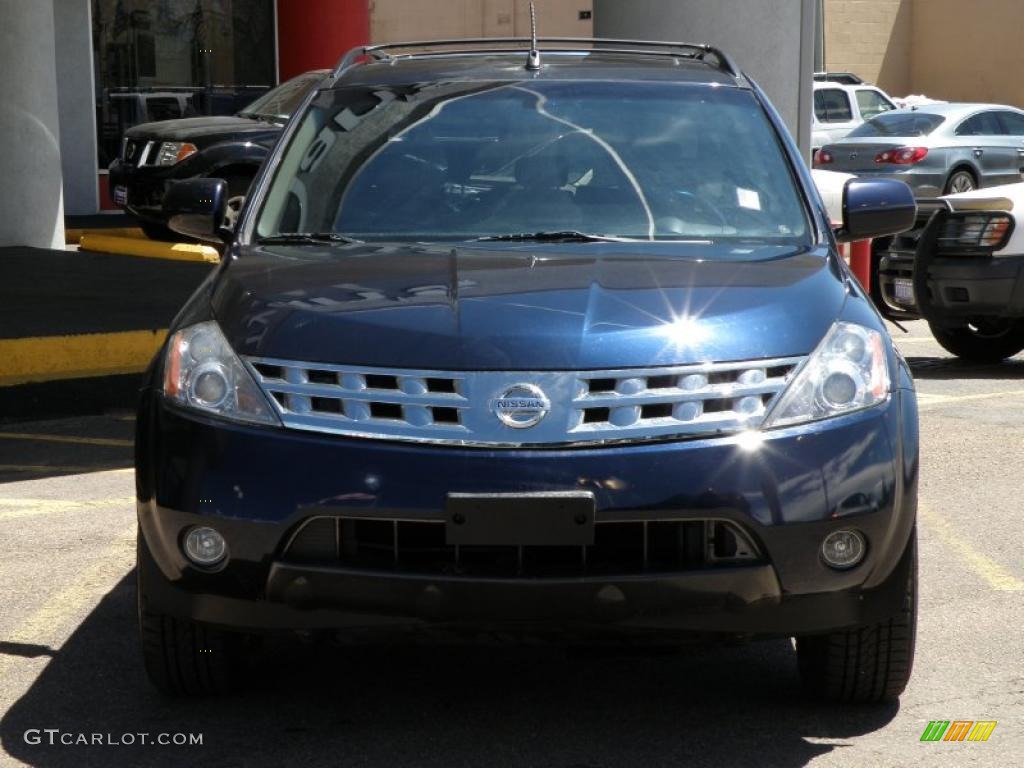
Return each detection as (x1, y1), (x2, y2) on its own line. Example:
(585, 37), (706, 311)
(823, 0), (911, 94)
(826, 0), (1024, 107)
(910, 0), (1024, 106)
(370, 0), (593, 44)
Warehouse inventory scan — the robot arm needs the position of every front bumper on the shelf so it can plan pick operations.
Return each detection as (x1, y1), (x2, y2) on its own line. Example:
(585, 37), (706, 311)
(136, 389), (919, 637)
(882, 250), (1024, 319)
(109, 158), (183, 224)
(879, 209), (1024, 321)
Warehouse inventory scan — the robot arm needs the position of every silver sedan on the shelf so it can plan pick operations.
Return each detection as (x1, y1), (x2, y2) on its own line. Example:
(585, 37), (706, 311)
(813, 102), (1024, 197)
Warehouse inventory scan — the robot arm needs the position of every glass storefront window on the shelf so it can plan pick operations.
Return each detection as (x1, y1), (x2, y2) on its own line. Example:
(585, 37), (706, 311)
(92, 0), (276, 168)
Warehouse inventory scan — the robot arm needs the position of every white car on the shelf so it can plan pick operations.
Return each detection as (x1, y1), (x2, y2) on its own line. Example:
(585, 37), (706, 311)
(812, 77), (897, 152)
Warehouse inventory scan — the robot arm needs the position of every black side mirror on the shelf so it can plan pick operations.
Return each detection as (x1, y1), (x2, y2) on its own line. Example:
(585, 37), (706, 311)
(835, 178), (917, 243)
(163, 178), (229, 244)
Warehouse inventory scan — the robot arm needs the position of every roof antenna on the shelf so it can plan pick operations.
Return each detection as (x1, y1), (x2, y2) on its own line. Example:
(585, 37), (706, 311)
(525, 2), (541, 71)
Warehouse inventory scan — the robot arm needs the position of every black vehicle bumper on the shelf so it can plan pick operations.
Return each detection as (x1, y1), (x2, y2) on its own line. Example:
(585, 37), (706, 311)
(136, 390), (919, 638)
(881, 249), (1024, 319)
(109, 158), (180, 225)
(878, 204), (1024, 322)
(137, 525), (915, 637)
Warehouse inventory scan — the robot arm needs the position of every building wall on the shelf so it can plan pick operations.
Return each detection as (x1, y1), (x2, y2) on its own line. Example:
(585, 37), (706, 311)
(369, 0), (592, 44)
(823, 0), (911, 94)
(909, 0), (1024, 106)
(825, 0), (1024, 107)
(277, 0), (370, 78)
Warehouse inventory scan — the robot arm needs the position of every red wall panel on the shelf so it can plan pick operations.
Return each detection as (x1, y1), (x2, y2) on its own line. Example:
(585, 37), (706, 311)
(277, 0), (370, 80)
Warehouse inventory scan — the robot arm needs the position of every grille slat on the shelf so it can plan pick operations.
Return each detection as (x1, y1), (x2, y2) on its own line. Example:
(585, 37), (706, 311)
(245, 356), (802, 446)
(284, 516), (762, 577)
(575, 382), (784, 407)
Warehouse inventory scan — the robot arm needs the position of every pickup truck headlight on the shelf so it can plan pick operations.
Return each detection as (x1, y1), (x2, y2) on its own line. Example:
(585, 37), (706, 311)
(154, 141), (197, 166)
(163, 321), (280, 426)
(762, 322), (889, 429)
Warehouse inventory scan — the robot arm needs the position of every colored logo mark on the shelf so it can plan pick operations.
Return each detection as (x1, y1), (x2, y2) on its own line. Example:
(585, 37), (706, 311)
(920, 720), (997, 742)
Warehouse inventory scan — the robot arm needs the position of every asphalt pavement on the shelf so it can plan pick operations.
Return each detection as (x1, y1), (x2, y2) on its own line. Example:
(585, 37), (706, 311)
(0, 319), (1021, 767)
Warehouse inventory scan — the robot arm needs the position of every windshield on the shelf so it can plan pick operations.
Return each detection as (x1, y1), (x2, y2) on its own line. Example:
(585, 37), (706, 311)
(847, 111), (945, 138)
(240, 72), (323, 121)
(255, 80), (810, 246)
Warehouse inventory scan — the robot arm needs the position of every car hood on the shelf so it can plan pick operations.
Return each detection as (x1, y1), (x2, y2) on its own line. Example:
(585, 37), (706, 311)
(211, 242), (847, 370)
(125, 115), (280, 142)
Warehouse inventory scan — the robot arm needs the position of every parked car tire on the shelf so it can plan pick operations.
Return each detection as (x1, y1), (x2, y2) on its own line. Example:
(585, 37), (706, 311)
(944, 168), (977, 195)
(140, 221), (180, 242)
(928, 319), (1024, 362)
(796, 529), (917, 704)
(137, 533), (243, 695)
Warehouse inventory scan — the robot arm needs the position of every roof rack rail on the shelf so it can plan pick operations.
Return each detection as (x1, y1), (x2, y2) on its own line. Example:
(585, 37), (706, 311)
(332, 38), (741, 80)
(813, 71), (865, 85)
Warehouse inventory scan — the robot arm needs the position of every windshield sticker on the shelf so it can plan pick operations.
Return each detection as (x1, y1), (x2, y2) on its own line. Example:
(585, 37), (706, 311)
(737, 188), (762, 211)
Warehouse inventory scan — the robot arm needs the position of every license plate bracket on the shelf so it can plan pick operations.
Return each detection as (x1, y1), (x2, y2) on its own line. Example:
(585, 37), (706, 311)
(445, 492), (595, 546)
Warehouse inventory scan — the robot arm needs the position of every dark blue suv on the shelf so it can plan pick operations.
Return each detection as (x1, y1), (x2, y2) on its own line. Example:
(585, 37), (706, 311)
(135, 38), (920, 702)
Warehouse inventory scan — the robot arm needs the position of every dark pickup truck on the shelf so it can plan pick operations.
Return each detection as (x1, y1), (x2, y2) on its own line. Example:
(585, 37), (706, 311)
(108, 71), (326, 240)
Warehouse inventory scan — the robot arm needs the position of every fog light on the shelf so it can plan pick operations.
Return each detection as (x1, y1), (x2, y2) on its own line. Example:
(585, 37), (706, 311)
(821, 529), (866, 569)
(184, 526), (227, 566)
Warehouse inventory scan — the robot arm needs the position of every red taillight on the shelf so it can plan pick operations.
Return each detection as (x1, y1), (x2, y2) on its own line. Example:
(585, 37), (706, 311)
(875, 147), (928, 165)
(814, 149), (834, 166)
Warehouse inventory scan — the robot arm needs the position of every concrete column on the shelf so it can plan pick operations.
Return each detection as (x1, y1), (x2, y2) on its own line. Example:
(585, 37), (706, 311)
(0, 0), (64, 247)
(54, 0), (99, 216)
(594, 0), (817, 157)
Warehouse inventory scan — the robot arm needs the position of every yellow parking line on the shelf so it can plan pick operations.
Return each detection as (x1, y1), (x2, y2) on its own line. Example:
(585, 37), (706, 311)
(0, 329), (167, 387)
(892, 337), (935, 344)
(919, 504), (1024, 591)
(917, 389), (1024, 408)
(0, 432), (132, 448)
(0, 497), (134, 522)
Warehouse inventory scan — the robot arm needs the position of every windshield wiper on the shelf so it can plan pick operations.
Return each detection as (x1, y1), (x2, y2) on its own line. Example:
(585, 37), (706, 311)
(472, 230), (633, 243)
(257, 233), (362, 245)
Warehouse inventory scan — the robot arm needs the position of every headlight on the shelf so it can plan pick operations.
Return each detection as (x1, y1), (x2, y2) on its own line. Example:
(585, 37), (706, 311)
(163, 321), (279, 426)
(762, 322), (889, 429)
(936, 212), (1014, 254)
(154, 141), (197, 166)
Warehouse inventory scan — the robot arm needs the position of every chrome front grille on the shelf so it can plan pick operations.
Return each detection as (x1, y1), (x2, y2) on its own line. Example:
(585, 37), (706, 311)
(246, 356), (803, 447)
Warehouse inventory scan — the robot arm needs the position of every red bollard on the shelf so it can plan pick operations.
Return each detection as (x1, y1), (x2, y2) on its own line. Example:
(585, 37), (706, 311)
(849, 239), (872, 290)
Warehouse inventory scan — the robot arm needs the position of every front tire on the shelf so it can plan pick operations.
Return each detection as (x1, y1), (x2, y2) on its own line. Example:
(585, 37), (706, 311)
(137, 533), (243, 695)
(929, 319), (1024, 362)
(796, 529), (917, 704)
